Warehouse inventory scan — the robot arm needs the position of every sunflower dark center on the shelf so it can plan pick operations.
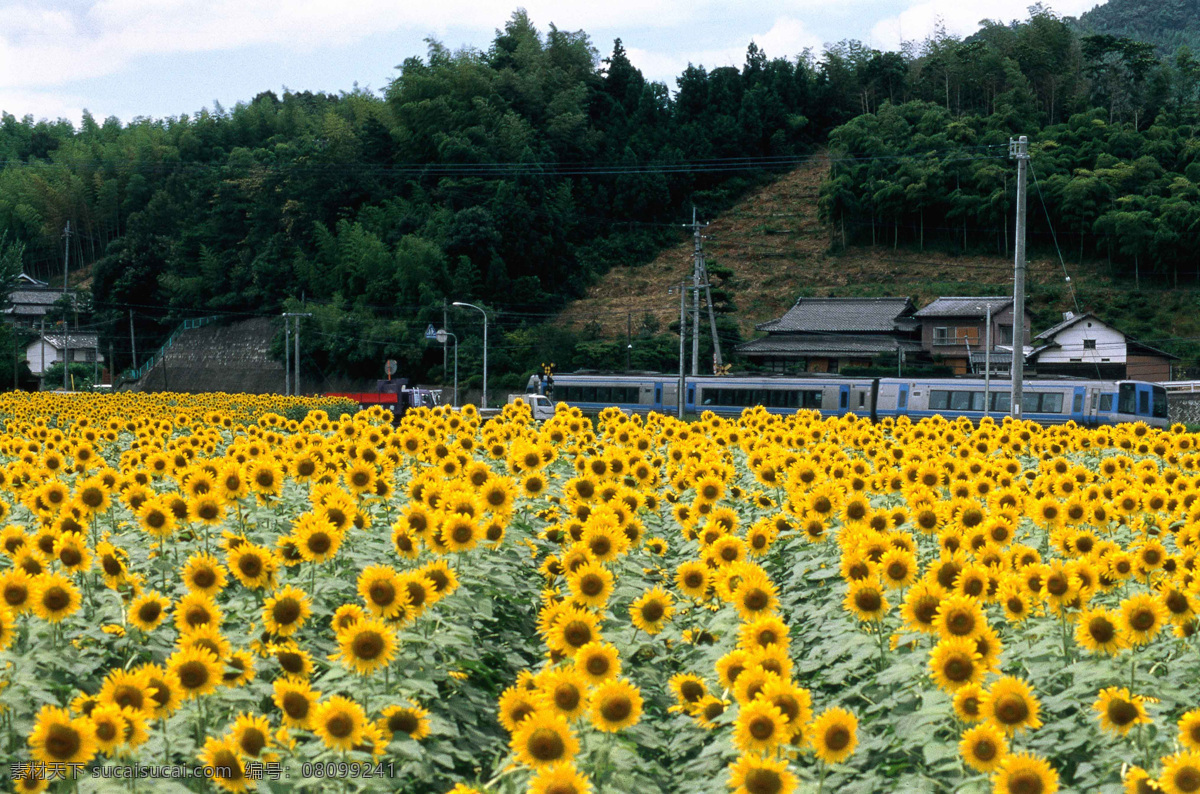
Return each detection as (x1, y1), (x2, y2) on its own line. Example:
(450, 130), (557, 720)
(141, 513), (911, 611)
(352, 631), (384, 660)
(641, 600), (665, 622)
(945, 657), (972, 682)
(273, 599), (301, 626)
(178, 661), (209, 690)
(45, 723), (81, 760)
(855, 590), (882, 613)
(994, 694), (1029, 725)
(282, 693), (309, 719)
(43, 586), (69, 612)
(825, 725), (850, 751)
(527, 728), (566, 761)
(1107, 699), (1138, 726)
(600, 695), (632, 723)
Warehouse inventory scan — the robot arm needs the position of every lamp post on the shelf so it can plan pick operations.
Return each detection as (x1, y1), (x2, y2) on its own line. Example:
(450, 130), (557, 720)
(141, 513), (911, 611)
(436, 329), (458, 407)
(452, 302), (487, 408)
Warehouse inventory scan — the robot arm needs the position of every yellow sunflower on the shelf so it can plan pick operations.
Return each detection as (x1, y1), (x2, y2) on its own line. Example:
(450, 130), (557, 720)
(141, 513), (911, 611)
(589, 677), (643, 733)
(959, 722), (1007, 773)
(809, 707), (858, 765)
(992, 752), (1059, 794)
(982, 676), (1042, 735)
(334, 616), (398, 675)
(727, 753), (797, 794)
(511, 711), (579, 768)
(1094, 687), (1151, 736)
(313, 695), (367, 751)
(28, 705), (97, 765)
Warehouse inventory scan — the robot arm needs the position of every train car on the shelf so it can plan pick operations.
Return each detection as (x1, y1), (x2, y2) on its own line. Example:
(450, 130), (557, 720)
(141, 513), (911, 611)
(531, 372), (1169, 427)
(874, 378), (1167, 426)
(532, 372), (879, 419)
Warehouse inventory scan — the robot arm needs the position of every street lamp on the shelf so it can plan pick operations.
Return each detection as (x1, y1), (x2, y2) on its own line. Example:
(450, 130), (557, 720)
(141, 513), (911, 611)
(452, 302), (488, 408)
(436, 329), (458, 408)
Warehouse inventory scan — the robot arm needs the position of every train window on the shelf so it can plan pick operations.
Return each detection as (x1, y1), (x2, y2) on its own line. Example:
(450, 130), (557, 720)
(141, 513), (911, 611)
(1073, 393), (1083, 413)
(950, 391), (972, 411)
(990, 392), (1011, 413)
(839, 390), (848, 409)
(858, 392), (866, 408)
(1154, 386), (1168, 418)
(1021, 394), (1041, 414)
(1041, 393), (1064, 413)
(581, 387), (596, 402)
(801, 391), (823, 409)
(1099, 394), (1114, 412)
(597, 387), (611, 403)
(687, 387), (694, 404)
(755, 389), (770, 406)
(1138, 390), (1150, 416)
(1118, 384), (1136, 414)
(929, 391), (951, 411)
(655, 385), (662, 404)
(971, 392), (986, 412)
(898, 389), (908, 409)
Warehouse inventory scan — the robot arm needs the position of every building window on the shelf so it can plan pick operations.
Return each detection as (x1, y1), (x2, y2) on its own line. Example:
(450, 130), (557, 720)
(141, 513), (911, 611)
(955, 327), (979, 345)
(933, 327), (950, 344)
(997, 325), (1014, 345)
(1083, 339), (1096, 350)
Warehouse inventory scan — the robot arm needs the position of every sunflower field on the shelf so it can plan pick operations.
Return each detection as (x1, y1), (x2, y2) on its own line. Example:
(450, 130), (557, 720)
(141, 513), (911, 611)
(0, 393), (1199, 793)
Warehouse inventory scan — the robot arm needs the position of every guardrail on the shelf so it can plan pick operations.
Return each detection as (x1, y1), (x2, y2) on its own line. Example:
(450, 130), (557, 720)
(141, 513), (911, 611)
(1163, 381), (1200, 393)
(120, 316), (220, 383)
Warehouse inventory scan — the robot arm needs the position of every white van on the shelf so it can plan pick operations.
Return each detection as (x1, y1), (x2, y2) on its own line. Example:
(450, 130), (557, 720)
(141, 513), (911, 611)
(508, 393), (555, 421)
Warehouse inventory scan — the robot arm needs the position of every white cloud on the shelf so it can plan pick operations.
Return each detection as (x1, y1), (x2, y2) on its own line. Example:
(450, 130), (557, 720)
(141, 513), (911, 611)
(627, 17), (823, 85)
(869, 0), (1103, 51)
(0, 88), (89, 124)
(0, 0), (709, 94)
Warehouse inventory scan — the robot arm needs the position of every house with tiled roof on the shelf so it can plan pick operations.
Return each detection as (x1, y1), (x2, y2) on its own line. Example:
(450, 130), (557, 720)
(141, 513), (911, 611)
(736, 297), (921, 373)
(1029, 311), (1177, 382)
(26, 332), (103, 379)
(913, 296), (1032, 375)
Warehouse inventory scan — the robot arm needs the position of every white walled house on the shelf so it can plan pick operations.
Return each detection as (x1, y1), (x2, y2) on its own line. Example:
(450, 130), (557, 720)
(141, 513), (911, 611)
(26, 333), (103, 378)
(1031, 312), (1176, 382)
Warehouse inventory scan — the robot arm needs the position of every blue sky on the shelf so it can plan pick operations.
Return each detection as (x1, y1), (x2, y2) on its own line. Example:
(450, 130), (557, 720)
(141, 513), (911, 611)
(1, 0), (1105, 125)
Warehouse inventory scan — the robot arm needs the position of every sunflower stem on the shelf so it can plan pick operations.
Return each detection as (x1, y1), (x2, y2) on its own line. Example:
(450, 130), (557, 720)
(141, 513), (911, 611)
(818, 762), (828, 794)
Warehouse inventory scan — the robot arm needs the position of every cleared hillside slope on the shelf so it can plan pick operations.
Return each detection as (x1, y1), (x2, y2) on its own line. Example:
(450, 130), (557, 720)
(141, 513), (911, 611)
(555, 156), (1200, 369)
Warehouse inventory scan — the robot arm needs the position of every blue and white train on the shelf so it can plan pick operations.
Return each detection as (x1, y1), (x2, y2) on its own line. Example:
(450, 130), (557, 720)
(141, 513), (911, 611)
(527, 372), (1170, 427)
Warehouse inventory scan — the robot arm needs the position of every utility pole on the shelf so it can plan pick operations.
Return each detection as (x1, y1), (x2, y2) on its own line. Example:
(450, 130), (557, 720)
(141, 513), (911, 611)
(984, 302), (993, 419)
(626, 312), (632, 370)
(62, 221), (70, 392)
(443, 300), (448, 391)
(281, 312), (313, 396)
(675, 281), (686, 419)
(40, 318), (45, 390)
(684, 207), (722, 373)
(294, 317), (301, 395)
(283, 314), (291, 396)
(129, 310), (138, 369)
(1009, 135), (1029, 420)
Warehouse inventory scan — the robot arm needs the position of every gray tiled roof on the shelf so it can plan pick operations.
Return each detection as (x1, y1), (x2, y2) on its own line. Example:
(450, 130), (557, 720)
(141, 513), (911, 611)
(914, 296), (1013, 318)
(756, 297), (915, 333)
(737, 334), (923, 357)
(39, 333), (100, 350)
(8, 290), (65, 306)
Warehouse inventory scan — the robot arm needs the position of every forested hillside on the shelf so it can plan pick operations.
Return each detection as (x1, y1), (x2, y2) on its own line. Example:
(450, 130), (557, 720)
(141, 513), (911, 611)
(4, 6), (1200, 388)
(1074, 0), (1200, 55)
(0, 12), (842, 390)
